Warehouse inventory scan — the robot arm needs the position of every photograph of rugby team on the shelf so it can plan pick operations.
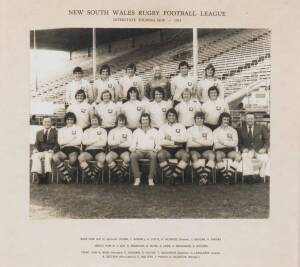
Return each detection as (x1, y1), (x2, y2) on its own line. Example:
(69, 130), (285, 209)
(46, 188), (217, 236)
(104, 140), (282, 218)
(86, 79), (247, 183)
(30, 29), (270, 218)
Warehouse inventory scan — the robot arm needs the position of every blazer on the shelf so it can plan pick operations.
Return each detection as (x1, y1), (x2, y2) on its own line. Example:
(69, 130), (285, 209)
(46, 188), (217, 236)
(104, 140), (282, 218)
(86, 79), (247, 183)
(34, 128), (59, 153)
(238, 124), (269, 152)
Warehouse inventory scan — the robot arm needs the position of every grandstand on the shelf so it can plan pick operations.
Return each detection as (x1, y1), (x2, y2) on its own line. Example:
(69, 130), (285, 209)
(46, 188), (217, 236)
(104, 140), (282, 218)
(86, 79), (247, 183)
(30, 28), (271, 127)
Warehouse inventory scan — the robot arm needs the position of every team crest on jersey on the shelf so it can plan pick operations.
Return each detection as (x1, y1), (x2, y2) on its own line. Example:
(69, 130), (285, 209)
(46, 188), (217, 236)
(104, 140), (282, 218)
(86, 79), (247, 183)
(81, 108), (86, 113)
(108, 83), (112, 88)
(122, 134), (127, 139)
(189, 107), (194, 111)
(133, 81), (137, 86)
(97, 131), (102, 135)
(137, 106), (141, 111)
(202, 133), (207, 138)
(162, 108), (166, 112)
(108, 109), (113, 113)
(188, 82), (192, 86)
(72, 130), (76, 135)
(227, 133), (233, 139)
(216, 106), (221, 111)
(176, 128), (180, 133)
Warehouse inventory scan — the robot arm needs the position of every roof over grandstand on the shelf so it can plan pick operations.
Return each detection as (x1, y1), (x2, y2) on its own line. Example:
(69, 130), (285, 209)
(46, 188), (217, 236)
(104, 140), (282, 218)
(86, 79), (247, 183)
(30, 28), (212, 52)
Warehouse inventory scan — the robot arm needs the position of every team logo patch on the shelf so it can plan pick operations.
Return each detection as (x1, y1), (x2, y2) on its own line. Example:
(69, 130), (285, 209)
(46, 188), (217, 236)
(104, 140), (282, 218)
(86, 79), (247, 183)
(108, 83), (112, 88)
(176, 128), (180, 133)
(81, 108), (86, 113)
(227, 133), (233, 139)
(133, 81), (137, 86)
(188, 82), (192, 86)
(137, 106), (141, 111)
(189, 107), (194, 111)
(202, 133), (207, 138)
(216, 106), (221, 111)
(122, 134), (127, 139)
(72, 130), (76, 135)
(108, 109), (113, 113)
(162, 108), (166, 112)
(97, 131), (102, 135)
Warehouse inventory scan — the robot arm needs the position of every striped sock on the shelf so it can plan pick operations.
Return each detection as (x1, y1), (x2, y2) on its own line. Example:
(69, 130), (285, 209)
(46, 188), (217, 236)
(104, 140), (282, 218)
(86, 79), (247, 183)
(160, 161), (172, 177)
(56, 161), (70, 181)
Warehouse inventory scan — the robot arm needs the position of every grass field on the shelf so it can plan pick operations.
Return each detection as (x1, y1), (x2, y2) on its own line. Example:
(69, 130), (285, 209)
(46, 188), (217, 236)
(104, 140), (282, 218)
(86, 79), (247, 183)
(30, 182), (269, 219)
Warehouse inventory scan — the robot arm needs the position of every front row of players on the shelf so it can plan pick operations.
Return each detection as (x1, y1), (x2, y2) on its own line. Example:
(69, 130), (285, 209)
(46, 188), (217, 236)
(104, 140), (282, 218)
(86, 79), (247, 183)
(32, 110), (268, 186)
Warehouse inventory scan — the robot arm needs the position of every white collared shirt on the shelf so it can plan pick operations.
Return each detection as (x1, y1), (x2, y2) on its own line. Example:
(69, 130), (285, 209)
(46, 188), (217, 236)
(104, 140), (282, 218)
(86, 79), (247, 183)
(94, 76), (120, 102)
(156, 122), (187, 147)
(120, 100), (145, 129)
(67, 102), (92, 129)
(58, 125), (83, 148)
(145, 100), (172, 128)
(213, 126), (238, 150)
(187, 125), (213, 148)
(94, 101), (119, 128)
(82, 126), (107, 150)
(197, 78), (224, 103)
(175, 99), (201, 127)
(65, 79), (92, 105)
(119, 75), (144, 99)
(201, 98), (229, 125)
(108, 126), (133, 148)
(130, 127), (160, 151)
(171, 74), (197, 101)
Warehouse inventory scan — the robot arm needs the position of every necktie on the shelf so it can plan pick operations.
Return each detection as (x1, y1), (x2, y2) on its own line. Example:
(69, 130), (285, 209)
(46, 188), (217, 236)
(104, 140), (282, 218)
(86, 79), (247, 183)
(43, 129), (48, 142)
(248, 125), (253, 141)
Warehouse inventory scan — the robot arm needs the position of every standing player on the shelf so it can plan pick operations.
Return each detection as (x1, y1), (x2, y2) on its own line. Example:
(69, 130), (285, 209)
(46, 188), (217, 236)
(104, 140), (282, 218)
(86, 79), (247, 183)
(130, 113), (160, 186)
(170, 61), (197, 105)
(94, 64), (121, 103)
(156, 108), (189, 185)
(187, 112), (215, 185)
(120, 87), (145, 131)
(213, 112), (241, 184)
(106, 114), (133, 182)
(175, 88), (201, 128)
(78, 114), (107, 183)
(53, 112), (83, 183)
(238, 112), (270, 182)
(67, 89), (93, 130)
(145, 65), (171, 101)
(119, 63), (144, 100)
(31, 116), (59, 184)
(145, 87), (172, 129)
(65, 66), (94, 106)
(197, 63), (224, 103)
(94, 90), (119, 133)
(201, 86), (230, 130)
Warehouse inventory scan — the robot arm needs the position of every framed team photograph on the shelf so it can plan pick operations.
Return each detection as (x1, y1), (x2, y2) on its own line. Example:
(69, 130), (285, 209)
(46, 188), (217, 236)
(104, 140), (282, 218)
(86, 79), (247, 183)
(29, 28), (271, 219)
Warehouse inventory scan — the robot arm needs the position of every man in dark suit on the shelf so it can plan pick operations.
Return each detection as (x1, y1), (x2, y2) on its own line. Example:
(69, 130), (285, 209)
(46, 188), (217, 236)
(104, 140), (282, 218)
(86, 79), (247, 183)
(238, 112), (270, 182)
(31, 116), (59, 184)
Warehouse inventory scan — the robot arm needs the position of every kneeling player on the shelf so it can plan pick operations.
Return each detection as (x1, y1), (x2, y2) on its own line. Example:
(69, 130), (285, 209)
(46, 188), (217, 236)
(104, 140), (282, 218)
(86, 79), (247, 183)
(53, 112), (83, 183)
(213, 112), (241, 184)
(106, 114), (133, 182)
(187, 112), (215, 185)
(157, 108), (189, 185)
(78, 114), (107, 183)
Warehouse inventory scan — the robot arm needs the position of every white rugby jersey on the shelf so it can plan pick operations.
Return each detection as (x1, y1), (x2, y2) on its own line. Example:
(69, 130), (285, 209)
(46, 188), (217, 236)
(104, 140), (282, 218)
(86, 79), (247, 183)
(201, 98), (230, 125)
(175, 99), (201, 127)
(156, 123), (187, 147)
(145, 100), (172, 128)
(119, 75), (144, 99)
(94, 76), (120, 102)
(67, 102), (92, 129)
(58, 125), (83, 148)
(213, 126), (238, 150)
(108, 126), (133, 148)
(170, 74), (197, 101)
(82, 126), (107, 150)
(130, 128), (160, 151)
(120, 100), (145, 129)
(94, 101), (119, 128)
(65, 79), (93, 105)
(186, 125), (213, 148)
(197, 78), (224, 103)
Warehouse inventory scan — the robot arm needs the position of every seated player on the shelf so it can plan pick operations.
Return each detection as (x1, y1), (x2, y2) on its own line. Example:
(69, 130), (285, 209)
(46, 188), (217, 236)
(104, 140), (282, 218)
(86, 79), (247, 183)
(145, 65), (171, 101)
(53, 112), (83, 183)
(145, 87), (172, 129)
(119, 63), (144, 100)
(197, 63), (224, 103)
(31, 116), (59, 184)
(129, 113), (160, 186)
(213, 112), (241, 184)
(106, 114), (133, 182)
(94, 90), (119, 133)
(238, 112), (270, 183)
(175, 88), (201, 128)
(94, 64), (121, 103)
(65, 66), (94, 106)
(120, 87), (145, 131)
(66, 89), (93, 130)
(187, 112), (215, 185)
(201, 86), (230, 130)
(156, 108), (189, 185)
(78, 114), (107, 183)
